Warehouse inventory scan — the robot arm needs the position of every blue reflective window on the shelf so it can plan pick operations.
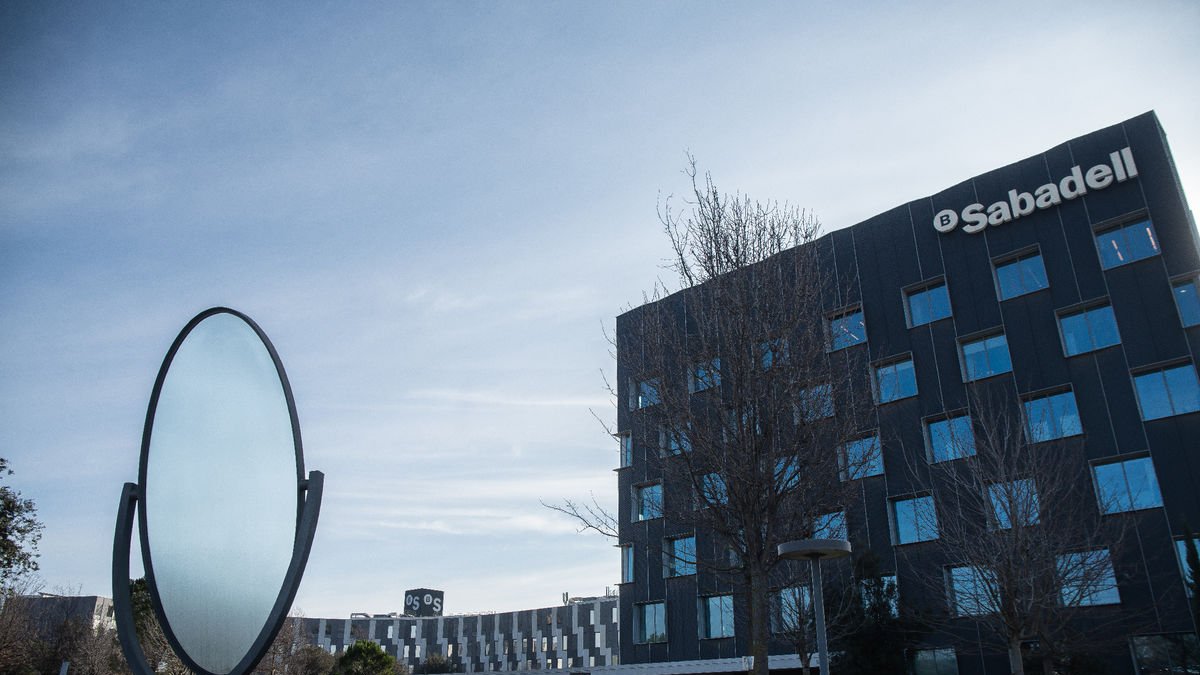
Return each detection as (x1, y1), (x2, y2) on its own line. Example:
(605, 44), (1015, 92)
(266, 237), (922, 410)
(691, 358), (720, 393)
(927, 414), (975, 463)
(988, 479), (1039, 529)
(775, 586), (811, 633)
(948, 565), (997, 616)
(1096, 219), (1160, 269)
(635, 483), (663, 521)
(1174, 279), (1200, 328)
(912, 648), (958, 675)
(702, 595), (735, 639)
(875, 359), (917, 403)
(760, 338), (786, 369)
(996, 252), (1049, 300)
(634, 378), (661, 409)
(1024, 391), (1083, 442)
(961, 334), (1012, 381)
(1176, 537), (1200, 596)
(660, 425), (691, 456)
(907, 282), (952, 327)
(636, 602), (667, 643)
(830, 309), (866, 350)
(775, 456), (801, 491)
(813, 511), (847, 540)
(1057, 549), (1119, 606)
(1059, 304), (1120, 356)
(622, 545), (635, 583)
(700, 473), (727, 506)
(796, 383), (834, 422)
(1093, 457), (1163, 514)
(620, 433), (633, 467)
(892, 495), (937, 544)
(664, 536), (695, 577)
(841, 435), (883, 480)
(1134, 365), (1200, 420)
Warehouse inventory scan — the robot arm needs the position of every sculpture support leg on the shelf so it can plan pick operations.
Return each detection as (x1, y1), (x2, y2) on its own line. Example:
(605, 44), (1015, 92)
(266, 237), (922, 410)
(112, 482), (154, 675)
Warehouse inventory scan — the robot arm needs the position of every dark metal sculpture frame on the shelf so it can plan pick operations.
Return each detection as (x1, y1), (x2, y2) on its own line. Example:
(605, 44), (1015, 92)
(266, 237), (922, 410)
(112, 307), (323, 675)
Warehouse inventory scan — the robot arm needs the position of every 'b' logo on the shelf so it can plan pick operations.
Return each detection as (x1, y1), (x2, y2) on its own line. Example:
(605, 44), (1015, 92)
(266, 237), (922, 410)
(933, 209), (959, 233)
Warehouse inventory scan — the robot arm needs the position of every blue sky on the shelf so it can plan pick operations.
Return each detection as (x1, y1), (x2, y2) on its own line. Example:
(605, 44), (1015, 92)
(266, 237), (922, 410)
(1, 2), (1197, 618)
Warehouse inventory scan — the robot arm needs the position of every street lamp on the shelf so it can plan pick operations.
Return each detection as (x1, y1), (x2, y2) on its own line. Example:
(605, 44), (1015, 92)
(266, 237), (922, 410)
(778, 539), (851, 675)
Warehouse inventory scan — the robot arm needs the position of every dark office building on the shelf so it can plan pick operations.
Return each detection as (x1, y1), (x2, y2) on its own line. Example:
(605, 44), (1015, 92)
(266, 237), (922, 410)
(615, 112), (1199, 675)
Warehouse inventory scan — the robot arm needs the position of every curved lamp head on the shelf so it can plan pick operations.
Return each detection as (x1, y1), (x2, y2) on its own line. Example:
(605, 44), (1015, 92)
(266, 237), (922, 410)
(113, 307), (323, 675)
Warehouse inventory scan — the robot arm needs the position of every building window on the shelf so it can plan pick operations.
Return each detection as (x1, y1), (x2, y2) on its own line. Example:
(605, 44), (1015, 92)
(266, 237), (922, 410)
(988, 479), (1039, 529)
(773, 585), (811, 633)
(1059, 304), (1121, 356)
(829, 308), (866, 350)
(663, 536), (696, 577)
(635, 602), (667, 644)
(1133, 364), (1200, 420)
(1131, 634), (1200, 674)
(701, 595), (735, 639)
(1175, 537), (1200, 595)
(760, 338), (786, 369)
(906, 281), (952, 327)
(621, 545), (634, 583)
(1095, 218), (1159, 269)
(874, 358), (917, 403)
(960, 333), (1012, 382)
(911, 648), (959, 675)
(659, 425), (691, 456)
(947, 565), (997, 616)
(1057, 549), (1119, 606)
(1023, 390), (1083, 442)
(698, 473), (728, 507)
(840, 434), (883, 480)
(634, 483), (662, 521)
(995, 251), (1048, 301)
(1173, 278), (1200, 327)
(690, 358), (721, 393)
(632, 378), (660, 409)
(1093, 456), (1163, 514)
(775, 456), (801, 491)
(926, 414), (975, 463)
(618, 432), (633, 467)
(891, 495), (937, 545)
(813, 511), (847, 540)
(795, 383), (834, 422)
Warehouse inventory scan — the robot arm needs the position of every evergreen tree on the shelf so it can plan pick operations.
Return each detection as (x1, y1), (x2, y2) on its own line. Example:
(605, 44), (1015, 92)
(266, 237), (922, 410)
(832, 551), (908, 675)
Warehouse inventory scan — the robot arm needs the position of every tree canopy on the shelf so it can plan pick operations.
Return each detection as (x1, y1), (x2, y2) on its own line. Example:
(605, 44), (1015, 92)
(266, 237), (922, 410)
(0, 457), (43, 586)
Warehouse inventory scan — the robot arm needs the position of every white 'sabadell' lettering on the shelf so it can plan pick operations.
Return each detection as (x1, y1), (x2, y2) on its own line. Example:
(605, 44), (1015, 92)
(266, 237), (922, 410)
(934, 147), (1139, 234)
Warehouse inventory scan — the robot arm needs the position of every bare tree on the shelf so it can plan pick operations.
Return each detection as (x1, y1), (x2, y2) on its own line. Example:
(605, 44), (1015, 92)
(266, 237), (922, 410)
(0, 574), (42, 672)
(771, 560), (856, 675)
(255, 613), (310, 675)
(614, 159), (872, 675)
(898, 386), (1136, 675)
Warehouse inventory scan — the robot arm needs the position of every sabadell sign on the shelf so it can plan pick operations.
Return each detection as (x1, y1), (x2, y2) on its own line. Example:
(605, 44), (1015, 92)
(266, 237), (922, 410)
(934, 147), (1139, 234)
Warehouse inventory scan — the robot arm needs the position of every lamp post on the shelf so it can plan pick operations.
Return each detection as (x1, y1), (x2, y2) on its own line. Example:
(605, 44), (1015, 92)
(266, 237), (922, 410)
(778, 539), (851, 675)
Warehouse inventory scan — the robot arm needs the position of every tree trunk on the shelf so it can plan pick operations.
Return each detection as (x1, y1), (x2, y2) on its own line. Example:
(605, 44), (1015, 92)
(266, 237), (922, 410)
(1007, 638), (1026, 675)
(748, 566), (771, 675)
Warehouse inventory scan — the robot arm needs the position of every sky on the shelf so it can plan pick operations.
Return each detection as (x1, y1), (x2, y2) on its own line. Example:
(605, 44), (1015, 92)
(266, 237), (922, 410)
(1, 1), (1197, 619)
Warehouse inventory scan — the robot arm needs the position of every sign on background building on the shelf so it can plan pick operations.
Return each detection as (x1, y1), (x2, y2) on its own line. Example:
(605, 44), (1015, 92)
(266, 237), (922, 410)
(403, 588), (444, 617)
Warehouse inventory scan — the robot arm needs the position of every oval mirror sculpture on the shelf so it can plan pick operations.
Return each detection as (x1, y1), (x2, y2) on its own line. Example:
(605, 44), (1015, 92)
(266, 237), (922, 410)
(113, 308), (322, 675)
